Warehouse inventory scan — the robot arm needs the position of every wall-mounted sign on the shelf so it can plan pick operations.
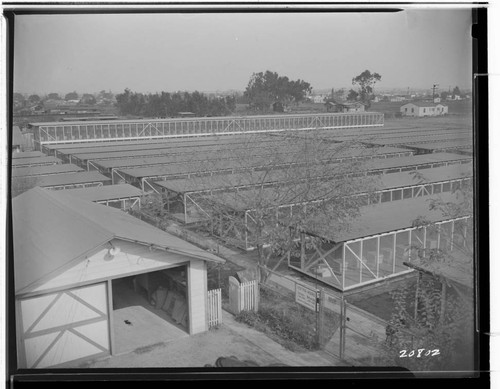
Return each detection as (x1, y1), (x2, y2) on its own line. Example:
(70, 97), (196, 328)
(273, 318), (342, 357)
(295, 284), (318, 312)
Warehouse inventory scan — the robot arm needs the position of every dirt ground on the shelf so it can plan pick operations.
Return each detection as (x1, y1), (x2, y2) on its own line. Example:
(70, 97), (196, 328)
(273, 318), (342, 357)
(77, 310), (341, 368)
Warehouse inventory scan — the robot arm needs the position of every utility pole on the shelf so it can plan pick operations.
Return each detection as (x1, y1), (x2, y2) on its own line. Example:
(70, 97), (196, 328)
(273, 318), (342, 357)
(432, 84), (439, 102)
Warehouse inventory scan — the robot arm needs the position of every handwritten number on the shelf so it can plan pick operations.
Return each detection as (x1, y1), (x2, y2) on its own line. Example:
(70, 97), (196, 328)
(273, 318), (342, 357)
(400, 349), (440, 358)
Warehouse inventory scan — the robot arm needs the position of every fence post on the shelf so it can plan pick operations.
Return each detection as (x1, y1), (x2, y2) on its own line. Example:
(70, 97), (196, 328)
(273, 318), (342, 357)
(254, 280), (260, 312)
(228, 276), (241, 315)
(316, 288), (324, 347)
(339, 296), (347, 359)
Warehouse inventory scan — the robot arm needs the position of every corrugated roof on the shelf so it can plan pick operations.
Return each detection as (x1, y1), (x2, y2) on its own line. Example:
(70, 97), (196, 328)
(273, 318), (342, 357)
(12, 164), (84, 178)
(13, 187), (224, 293)
(63, 184), (143, 202)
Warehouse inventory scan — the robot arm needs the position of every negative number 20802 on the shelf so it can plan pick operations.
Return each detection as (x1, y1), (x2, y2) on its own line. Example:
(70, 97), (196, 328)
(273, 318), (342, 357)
(399, 349), (440, 358)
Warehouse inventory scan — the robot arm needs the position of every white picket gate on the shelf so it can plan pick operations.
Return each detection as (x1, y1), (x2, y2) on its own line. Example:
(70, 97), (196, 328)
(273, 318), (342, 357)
(228, 277), (259, 314)
(207, 288), (222, 328)
(240, 280), (259, 311)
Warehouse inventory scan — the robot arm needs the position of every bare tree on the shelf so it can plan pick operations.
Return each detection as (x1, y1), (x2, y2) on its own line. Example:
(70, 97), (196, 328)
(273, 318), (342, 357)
(174, 130), (382, 281)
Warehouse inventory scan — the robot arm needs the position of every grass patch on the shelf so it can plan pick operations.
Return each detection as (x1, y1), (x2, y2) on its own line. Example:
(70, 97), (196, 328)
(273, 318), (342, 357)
(234, 286), (341, 352)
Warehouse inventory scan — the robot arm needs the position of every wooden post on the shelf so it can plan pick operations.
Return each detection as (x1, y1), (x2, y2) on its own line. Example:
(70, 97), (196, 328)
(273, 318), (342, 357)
(340, 296), (347, 359)
(414, 272), (421, 321)
(440, 281), (447, 325)
(300, 232), (305, 269)
(107, 279), (115, 356)
(228, 276), (241, 315)
(316, 288), (324, 347)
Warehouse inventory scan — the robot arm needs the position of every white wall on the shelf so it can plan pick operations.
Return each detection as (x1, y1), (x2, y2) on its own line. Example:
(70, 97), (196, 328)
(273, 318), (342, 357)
(26, 239), (189, 294)
(187, 260), (208, 335)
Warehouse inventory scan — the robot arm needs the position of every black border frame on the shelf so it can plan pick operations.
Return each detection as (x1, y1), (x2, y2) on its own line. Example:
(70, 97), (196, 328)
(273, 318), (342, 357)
(2, 3), (490, 387)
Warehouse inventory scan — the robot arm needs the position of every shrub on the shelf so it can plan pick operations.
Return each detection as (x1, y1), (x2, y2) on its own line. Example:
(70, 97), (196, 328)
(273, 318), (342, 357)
(235, 310), (260, 327)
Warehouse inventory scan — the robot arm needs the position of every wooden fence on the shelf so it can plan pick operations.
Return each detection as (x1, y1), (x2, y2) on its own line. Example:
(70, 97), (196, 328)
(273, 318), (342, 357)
(228, 277), (259, 314)
(207, 288), (222, 328)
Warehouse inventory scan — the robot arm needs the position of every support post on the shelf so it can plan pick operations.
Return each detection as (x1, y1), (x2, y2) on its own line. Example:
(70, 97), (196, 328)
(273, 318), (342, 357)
(340, 296), (347, 359)
(440, 281), (447, 325)
(316, 288), (323, 347)
(414, 271), (421, 320)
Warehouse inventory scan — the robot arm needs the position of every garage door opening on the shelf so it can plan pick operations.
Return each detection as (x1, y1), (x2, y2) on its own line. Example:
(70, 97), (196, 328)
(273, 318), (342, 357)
(111, 266), (190, 355)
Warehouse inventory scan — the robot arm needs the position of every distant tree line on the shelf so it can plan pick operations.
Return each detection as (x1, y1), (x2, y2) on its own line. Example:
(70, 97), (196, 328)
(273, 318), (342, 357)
(14, 90), (115, 107)
(114, 89), (237, 117)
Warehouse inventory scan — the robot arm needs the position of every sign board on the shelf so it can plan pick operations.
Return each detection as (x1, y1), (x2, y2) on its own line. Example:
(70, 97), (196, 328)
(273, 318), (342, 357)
(295, 284), (318, 312)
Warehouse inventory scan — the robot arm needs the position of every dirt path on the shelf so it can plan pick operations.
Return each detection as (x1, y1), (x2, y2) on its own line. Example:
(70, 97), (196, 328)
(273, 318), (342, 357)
(78, 310), (342, 368)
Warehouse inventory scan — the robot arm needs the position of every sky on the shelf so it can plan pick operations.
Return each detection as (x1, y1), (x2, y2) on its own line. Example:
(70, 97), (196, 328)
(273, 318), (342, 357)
(12, 8), (473, 96)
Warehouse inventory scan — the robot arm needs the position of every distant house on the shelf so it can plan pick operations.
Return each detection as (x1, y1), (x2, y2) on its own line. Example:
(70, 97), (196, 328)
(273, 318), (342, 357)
(400, 102), (448, 117)
(390, 96), (407, 102)
(325, 100), (365, 113)
(310, 95), (327, 104)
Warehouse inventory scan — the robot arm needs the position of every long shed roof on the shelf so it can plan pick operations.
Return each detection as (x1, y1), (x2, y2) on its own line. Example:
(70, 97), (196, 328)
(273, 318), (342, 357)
(69, 139), (305, 162)
(11, 156), (61, 167)
(120, 152), (472, 180)
(35, 171), (112, 187)
(11, 151), (45, 159)
(13, 187), (224, 293)
(51, 135), (277, 156)
(307, 192), (469, 243)
(63, 184), (143, 202)
(159, 163), (473, 196)
(28, 112), (383, 127)
(363, 135), (472, 148)
(403, 140), (473, 151)
(92, 145), (409, 171)
(11, 164), (84, 178)
(404, 249), (473, 290)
